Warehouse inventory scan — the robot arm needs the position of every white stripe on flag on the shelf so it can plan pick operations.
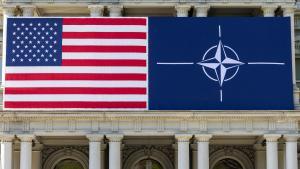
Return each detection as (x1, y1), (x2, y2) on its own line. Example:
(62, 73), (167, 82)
(62, 53), (147, 60)
(62, 39), (147, 46)
(63, 25), (147, 32)
(5, 94), (147, 102)
(6, 67), (147, 74)
(5, 80), (147, 88)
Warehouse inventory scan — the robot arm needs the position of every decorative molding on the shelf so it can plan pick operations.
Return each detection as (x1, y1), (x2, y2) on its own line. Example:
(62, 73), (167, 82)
(91, 120), (99, 132)
(199, 120), (207, 131)
(2, 5), (16, 16)
(45, 120), (53, 132)
(180, 120), (188, 132)
(157, 119), (165, 132)
(23, 121), (30, 132)
(69, 120), (76, 131)
(261, 5), (278, 17)
(134, 118), (142, 132)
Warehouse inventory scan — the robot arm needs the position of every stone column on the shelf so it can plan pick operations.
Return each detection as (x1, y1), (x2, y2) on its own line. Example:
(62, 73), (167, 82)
(195, 134), (212, 169)
(88, 5), (104, 17)
(107, 134), (123, 169)
(262, 6), (277, 17)
(108, 5), (123, 17)
(1, 135), (15, 169)
(175, 134), (192, 169)
(2, 6), (15, 84)
(264, 134), (281, 169)
(19, 135), (35, 169)
(21, 5), (36, 17)
(283, 6), (300, 109)
(175, 5), (191, 17)
(253, 144), (266, 169)
(283, 135), (299, 169)
(194, 5), (210, 17)
(87, 135), (104, 169)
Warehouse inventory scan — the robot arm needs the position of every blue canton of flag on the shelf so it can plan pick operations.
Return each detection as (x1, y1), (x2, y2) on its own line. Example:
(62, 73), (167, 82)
(6, 18), (62, 66)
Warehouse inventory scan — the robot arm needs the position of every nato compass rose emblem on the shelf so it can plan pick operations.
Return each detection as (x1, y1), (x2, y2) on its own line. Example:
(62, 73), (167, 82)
(157, 25), (285, 102)
(197, 26), (244, 102)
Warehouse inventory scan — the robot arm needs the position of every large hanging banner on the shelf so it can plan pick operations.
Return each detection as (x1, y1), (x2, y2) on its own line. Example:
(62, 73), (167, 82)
(3, 17), (293, 110)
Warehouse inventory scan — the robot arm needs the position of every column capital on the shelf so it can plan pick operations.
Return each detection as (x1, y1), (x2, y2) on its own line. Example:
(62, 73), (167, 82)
(88, 5), (104, 17)
(20, 5), (36, 17)
(175, 134), (192, 142)
(194, 4), (210, 17)
(106, 134), (123, 142)
(2, 5), (16, 16)
(87, 134), (104, 142)
(194, 134), (212, 142)
(261, 5), (277, 17)
(282, 6), (296, 16)
(264, 134), (281, 142)
(108, 5), (123, 17)
(0, 134), (15, 142)
(283, 134), (299, 142)
(18, 134), (35, 142)
(175, 5), (191, 17)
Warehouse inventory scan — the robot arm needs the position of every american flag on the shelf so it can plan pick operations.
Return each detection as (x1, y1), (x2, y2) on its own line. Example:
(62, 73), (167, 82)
(4, 18), (148, 110)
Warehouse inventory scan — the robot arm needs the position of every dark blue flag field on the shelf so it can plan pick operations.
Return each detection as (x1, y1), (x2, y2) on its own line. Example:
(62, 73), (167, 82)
(4, 17), (293, 110)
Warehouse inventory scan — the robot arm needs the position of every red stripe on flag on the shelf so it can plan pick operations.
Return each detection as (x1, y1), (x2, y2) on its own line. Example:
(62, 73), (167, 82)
(62, 32), (147, 39)
(5, 101), (147, 108)
(62, 59), (146, 67)
(62, 46), (146, 53)
(5, 87), (147, 94)
(5, 73), (146, 81)
(63, 18), (147, 25)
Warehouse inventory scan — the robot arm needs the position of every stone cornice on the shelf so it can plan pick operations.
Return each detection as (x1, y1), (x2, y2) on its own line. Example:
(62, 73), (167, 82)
(1, 111), (300, 121)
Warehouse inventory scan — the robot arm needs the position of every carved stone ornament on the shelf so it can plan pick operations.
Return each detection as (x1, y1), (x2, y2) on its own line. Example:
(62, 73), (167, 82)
(264, 134), (281, 142)
(195, 134), (212, 142)
(18, 134), (35, 142)
(0, 134), (15, 142)
(86, 134), (104, 142)
(106, 134), (123, 142)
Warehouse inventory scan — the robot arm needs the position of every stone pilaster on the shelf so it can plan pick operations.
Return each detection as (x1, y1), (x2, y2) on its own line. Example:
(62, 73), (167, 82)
(87, 135), (104, 169)
(195, 134), (212, 169)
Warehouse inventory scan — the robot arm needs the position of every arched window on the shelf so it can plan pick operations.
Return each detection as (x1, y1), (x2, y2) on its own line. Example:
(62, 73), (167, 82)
(212, 158), (243, 169)
(134, 159), (164, 169)
(54, 159), (84, 169)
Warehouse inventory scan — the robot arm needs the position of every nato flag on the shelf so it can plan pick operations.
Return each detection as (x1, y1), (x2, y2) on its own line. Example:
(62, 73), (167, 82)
(148, 17), (293, 110)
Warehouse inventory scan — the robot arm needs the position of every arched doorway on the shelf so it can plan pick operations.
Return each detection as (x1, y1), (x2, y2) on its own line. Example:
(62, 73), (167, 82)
(54, 159), (84, 169)
(212, 158), (244, 169)
(134, 159), (164, 169)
